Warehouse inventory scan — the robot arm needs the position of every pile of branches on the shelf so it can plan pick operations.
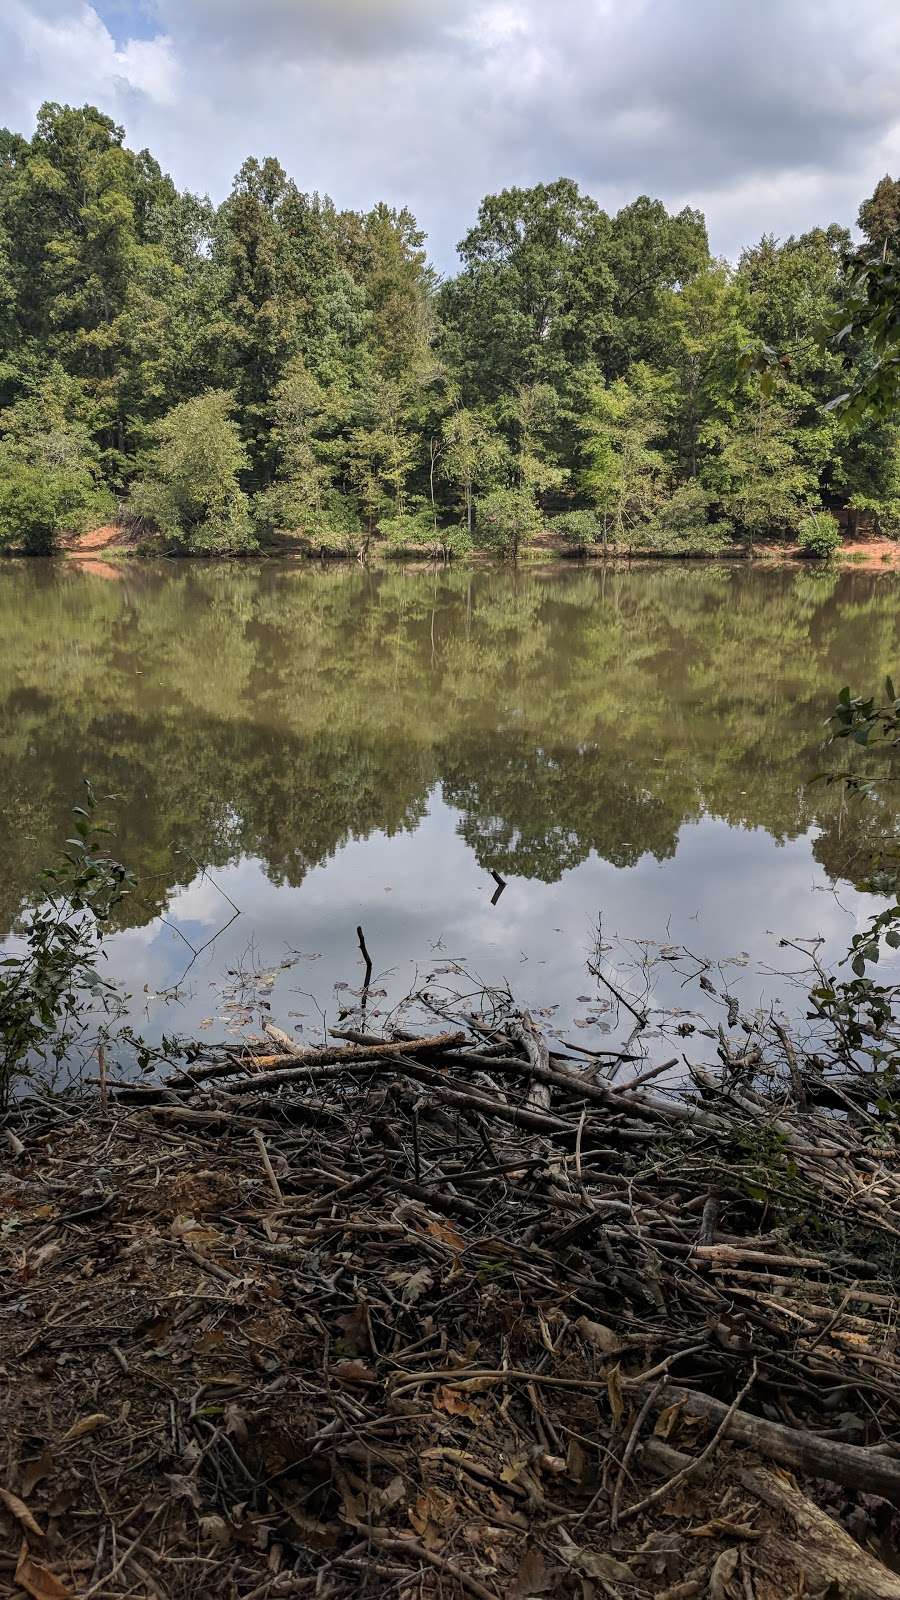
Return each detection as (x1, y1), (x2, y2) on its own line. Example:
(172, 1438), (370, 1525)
(3, 996), (900, 1600)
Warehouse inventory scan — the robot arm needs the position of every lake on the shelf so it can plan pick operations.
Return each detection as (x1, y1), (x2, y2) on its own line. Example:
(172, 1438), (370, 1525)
(1, 558), (898, 1068)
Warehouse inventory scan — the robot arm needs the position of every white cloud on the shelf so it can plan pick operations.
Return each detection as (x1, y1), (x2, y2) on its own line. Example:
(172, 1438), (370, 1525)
(3, 0), (900, 266)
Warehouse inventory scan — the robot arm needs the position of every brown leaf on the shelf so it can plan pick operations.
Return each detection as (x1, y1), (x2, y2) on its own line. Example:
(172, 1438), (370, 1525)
(14, 1544), (74, 1600)
(566, 1438), (588, 1484)
(575, 1316), (625, 1356)
(514, 1545), (552, 1596)
(334, 1304), (369, 1357)
(199, 1514), (231, 1545)
(708, 1546), (740, 1600)
(425, 1217), (465, 1251)
(558, 1533), (636, 1584)
(0, 1487), (44, 1540)
(606, 1362), (625, 1429)
(388, 1265), (434, 1305)
(27, 1243), (61, 1275)
(223, 1403), (249, 1442)
(20, 1452), (55, 1499)
(331, 1359), (376, 1386)
(654, 1401), (685, 1440)
(434, 1385), (481, 1419)
(687, 1519), (758, 1541)
(60, 1413), (111, 1444)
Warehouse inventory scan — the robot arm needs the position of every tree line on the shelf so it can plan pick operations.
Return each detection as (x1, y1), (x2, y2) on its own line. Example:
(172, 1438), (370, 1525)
(1, 102), (899, 558)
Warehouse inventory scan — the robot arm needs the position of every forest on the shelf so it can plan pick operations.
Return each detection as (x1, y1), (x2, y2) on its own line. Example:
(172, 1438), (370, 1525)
(2, 101), (900, 559)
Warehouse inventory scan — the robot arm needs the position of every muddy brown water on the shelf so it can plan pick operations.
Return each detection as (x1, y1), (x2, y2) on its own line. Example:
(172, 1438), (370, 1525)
(1, 558), (898, 1065)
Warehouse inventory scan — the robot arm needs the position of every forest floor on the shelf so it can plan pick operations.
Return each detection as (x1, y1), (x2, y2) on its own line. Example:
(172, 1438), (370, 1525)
(3, 993), (900, 1600)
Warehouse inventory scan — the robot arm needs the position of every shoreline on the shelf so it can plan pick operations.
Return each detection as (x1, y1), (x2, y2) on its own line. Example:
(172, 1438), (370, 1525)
(4, 996), (900, 1598)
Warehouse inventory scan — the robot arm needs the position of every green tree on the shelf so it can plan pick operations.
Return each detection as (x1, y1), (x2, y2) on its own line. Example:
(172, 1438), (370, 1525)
(442, 407), (507, 538)
(131, 390), (254, 553)
(475, 485), (542, 560)
(703, 386), (813, 554)
(579, 367), (667, 548)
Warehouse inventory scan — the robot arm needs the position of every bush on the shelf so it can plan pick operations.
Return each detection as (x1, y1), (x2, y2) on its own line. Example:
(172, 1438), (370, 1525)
(0, 456), (114, 554)
(797, 511), (842, 560)
(131, 391), (256, 554)
(476, 486), (542, 559)
(645, 483), (729, 556)
(553, 510), (602, 548)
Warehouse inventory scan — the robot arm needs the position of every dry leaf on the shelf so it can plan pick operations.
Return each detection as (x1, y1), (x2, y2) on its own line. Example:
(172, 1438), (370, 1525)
(514, 1545), (552, 1596)
(425, 1217), (465, 1251)
(15, 1544), (74, 1600)
(558, 1533), (636, 1584)
(223, 1403), (249, 1441)
(331, 1359), (376, 1385)
(389, 1265), (434, 1305)
(575, 1316), (625, 1356)
(28, 1243), (61, 1274)
(60, 1413), (111, 1444)
(0, 1487), (44, 1540)
(606, 1362), (625, 1429)
(687, 1518), (758, 1540)
(709, 1546), (740, 1600)
(566, 1438), (587, 1484)
(199, 1514), (231, 1545)
(434, 1385), (481, 1419)
(21, 1451), (55, 1499)
(654, 1401), (685, 1440)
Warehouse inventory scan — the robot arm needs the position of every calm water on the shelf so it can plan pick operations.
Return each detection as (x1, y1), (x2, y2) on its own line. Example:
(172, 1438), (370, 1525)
(2, 558), (899, 1061)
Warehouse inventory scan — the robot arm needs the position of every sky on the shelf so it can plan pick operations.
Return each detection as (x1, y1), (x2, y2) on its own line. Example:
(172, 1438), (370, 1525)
(3, 0), (900, 272)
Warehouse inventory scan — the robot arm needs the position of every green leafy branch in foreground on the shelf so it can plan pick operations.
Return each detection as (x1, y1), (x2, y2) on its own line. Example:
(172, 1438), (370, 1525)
(0, 782), (133, 1104)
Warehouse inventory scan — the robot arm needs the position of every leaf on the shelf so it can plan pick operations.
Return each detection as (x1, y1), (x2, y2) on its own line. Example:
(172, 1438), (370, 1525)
(20, 1452), (55, 1499)
(331, 1359), (376, 1385)
(389, 1265), (434, 1305)
(606, 1362), (625, 1429)
(14, 1544), (74, 1600)
(60, 1412), (111, 1444)
(425, 1217), (465, 1251)
(575, 1315), (625, 1356)
(558, 1532), (636, 1583)
(0, 1487), (44, 1539)
(199, 1514), (232, 1545)
(514, 1545), (552, 1596)
(708, 1546), (741, 1599)
(434, 1385), (481, 1419)
(654, 1401), (685, 1440)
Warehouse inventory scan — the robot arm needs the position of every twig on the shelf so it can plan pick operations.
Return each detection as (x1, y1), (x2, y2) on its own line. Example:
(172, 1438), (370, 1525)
(253, 1128), (284, 1204)
(620, 1362), (757, 1523)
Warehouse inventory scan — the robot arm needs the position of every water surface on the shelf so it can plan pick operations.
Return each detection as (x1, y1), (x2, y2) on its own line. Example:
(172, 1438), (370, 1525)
(2, 559), (898, 1060)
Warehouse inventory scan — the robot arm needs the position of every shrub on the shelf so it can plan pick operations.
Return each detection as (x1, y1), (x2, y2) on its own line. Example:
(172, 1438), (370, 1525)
(131, 391), (256, 554)
(476, 486), (542, 560)
(797, 511), (842, 560)
(645, 484), (730, 556)
(0, 456), (114, 555)
(553, 510), (602, 548)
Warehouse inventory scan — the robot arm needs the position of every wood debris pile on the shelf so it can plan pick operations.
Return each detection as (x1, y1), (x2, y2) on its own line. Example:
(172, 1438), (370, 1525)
(3, 1006), (900, 1599)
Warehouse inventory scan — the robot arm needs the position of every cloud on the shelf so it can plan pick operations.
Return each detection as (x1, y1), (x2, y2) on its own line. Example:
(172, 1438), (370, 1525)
(3, 0), (900, 267)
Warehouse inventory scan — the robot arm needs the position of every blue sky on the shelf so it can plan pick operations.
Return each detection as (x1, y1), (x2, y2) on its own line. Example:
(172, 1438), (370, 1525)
(3, 0), (900, 270)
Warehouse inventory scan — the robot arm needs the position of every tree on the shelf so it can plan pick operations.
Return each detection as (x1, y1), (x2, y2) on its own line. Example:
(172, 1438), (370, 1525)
(440, 179), (614, 403)
(131, 390), (255, 553)
(703, 386), (813, 554)
(442, 407), (507, 538)
(578, 367), (667, 548)
(859, 176), (900, 261)
(0, 364), (113, 551)
(475, 485), (542, 560)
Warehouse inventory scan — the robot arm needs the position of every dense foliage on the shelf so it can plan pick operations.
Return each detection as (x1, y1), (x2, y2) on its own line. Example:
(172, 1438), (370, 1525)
(1, 104), (900, 556)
